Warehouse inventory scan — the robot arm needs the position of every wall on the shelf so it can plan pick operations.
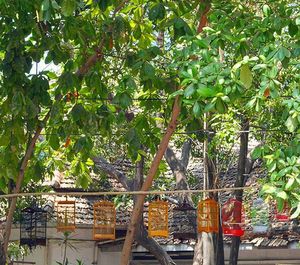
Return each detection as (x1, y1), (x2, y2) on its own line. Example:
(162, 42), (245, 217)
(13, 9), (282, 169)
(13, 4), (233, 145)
(10, 225), (300, 265)
(10, 224), (96, 265)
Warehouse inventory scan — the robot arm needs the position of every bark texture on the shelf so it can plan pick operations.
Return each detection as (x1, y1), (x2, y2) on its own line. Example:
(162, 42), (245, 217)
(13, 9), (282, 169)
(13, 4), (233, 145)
(135, 222), (175, 265)
(0, 242), (5, 265)
(120, 97), (180, 265)
(164, 139), (192, 205)
(229, 118), (250, 265)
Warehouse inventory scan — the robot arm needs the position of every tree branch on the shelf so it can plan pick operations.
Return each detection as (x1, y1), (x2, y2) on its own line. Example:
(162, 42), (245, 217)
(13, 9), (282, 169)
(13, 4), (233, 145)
(120, 96), (181, 265)
(135, 222), (176, 265)
(93, 157), (131, 191)
(180, 139), (192, 169)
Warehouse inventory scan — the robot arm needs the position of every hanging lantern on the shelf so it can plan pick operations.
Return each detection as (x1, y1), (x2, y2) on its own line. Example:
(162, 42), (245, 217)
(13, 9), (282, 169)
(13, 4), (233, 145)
(197, 198), (219, 233)
(93, 201), (116, 240)
(274, 201), (290, 222)
(148, 200), (168, 237)
(57, 200), (76, 232)
(222, 198), (244, 237)
(20, 206), (47, 249)
(172, 202), (196, 239)
(251, 198), (269, 233)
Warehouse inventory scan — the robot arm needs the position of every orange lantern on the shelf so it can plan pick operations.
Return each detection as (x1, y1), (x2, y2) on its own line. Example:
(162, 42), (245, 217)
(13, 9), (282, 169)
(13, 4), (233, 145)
(93, 201), (116, 240)
(197, 198), (219, 233)
(57, 200), (76, 232)
(221, 198), (244, 237)
(148, 200), (168, 237)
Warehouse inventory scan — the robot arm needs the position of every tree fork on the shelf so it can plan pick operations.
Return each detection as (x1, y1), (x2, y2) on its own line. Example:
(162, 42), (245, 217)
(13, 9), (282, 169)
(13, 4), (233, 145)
(120, 97), (181, 265)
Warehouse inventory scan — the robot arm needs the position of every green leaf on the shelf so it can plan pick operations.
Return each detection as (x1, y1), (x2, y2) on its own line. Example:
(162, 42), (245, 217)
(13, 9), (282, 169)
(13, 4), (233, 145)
(215, 98), (227, 114)
(240, 64), (252, 89)
(285, 116), (298, 132)
(71, 104), (86, 122)
(62, 0), (76, 16)
(285, 177), (295, 190)
(184, 84), (195, 97)
(262, 184), (277, 194)
(251, 146), (262, 159)
(41, 0), (50, 11)
(193, 101), (201, 118)
(288, 23), (298, 36)
(197, 85), (216, 98)
(119, 93), (132, 108)
(51, 0), (60, 9)
(252, 64), (267, 70)
(149, 3), (165, 22)
(143, 63), (155, 79)
(98, 0), (111, 12)
(291, 202), (300, 219)
(49, 134), (60, 150)
(277, 190), (288, 200)
(262, 4), (271, 16)
(276, 47), (291, 61)
(204, 102), (215, 112)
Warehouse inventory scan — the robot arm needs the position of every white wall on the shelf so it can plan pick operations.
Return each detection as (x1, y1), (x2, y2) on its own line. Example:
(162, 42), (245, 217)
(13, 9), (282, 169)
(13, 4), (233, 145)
(11, 225), (96, 265)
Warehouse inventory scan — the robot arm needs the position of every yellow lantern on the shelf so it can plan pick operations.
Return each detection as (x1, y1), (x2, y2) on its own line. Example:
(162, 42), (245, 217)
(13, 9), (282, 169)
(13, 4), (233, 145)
(197, 198), (219, 233)
(57, 200), (76, 232)
(148, 200), (168, 237)
(93, 201), (116, 240)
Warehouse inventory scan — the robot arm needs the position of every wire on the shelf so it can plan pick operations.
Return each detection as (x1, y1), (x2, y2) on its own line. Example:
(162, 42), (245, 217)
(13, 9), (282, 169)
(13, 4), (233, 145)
(66, 95), (295, 102)
(0, 186), (253, 199)
(39, 128), (295, 137)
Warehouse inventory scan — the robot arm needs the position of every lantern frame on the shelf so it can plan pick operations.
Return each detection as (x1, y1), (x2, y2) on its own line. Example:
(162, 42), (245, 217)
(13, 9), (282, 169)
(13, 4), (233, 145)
(148, 200), (168, 238)
(251, 198), (269, 233)
(197, 198), (219, 233)
(221, 198), (244, 237)
(56, 200), (76, 232)
(93, 201), (116, 240)
(20, 206), (47, 249)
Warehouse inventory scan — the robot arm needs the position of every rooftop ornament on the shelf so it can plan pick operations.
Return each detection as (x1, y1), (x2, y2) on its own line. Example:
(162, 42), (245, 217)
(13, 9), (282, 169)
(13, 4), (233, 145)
(93, 201), (116, 240)
(57, 199), (76, 232)
(222, 198), (244, 237)
(148, 199), (168, 238)
(197, 198), (219, 233)
(251, 198), (269, 233)
(20, 205), (47, 249)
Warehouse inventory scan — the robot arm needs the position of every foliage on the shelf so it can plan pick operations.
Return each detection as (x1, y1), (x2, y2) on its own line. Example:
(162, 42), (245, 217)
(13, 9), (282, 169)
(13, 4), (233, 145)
(0, 0), (300, 231)
(7, 242), (30, 261)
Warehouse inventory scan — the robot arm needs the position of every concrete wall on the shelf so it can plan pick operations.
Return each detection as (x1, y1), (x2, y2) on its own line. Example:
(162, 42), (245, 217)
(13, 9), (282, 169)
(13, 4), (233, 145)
(11, 224), (96, 265)
(9, 225), (300, 265)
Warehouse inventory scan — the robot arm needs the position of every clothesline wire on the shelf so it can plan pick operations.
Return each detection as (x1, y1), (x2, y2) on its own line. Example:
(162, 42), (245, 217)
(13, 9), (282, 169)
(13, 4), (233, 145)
(0, 186), (253, 199)
(65, 95), (294, 102)
(39, 128), (295, 137)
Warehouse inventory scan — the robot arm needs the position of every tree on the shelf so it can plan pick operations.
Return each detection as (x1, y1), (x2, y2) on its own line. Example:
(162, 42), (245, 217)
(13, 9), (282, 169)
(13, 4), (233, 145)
(1, 1), (299, 265)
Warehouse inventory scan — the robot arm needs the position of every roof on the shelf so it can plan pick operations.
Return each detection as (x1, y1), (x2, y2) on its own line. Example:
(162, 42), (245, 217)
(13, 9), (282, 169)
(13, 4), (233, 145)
(9, 159), (300, 249)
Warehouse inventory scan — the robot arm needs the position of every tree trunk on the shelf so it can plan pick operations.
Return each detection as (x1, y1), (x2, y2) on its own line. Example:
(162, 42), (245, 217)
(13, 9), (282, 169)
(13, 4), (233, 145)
(229, 118), (249, 265)
(193, 234), (203, 265)
(135, 222), (175, 265)
(0, 242), (5, 265)
(216, 206), (225, 265)
(164, 139), (193, 205)
(3, 38), (107, 258)
(120, 97), (180, 265)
